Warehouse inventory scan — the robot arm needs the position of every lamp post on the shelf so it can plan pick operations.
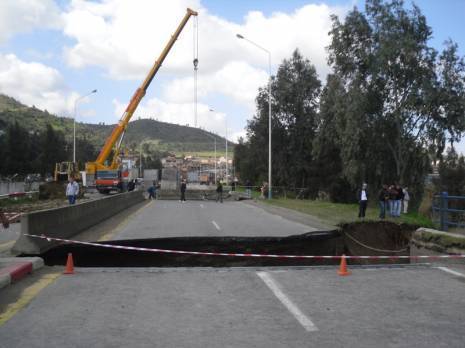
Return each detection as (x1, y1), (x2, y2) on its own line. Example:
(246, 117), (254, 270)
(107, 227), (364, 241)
(204, 131), (217, 184)
(236, 34), (272, 199)
(73, 89), (97, 163)
(209, 108), (227, 183)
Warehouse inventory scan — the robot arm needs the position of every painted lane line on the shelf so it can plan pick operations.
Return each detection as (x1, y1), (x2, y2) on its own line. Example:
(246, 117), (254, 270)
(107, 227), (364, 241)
(256, 271), (318, 332)
(436, 266), (465, 278)
(212, 221), (221, 230)
(0, 273), (61, 326)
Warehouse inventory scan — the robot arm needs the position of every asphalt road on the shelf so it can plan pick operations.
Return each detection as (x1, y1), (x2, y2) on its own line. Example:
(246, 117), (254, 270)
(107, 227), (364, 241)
(1, 200), (464, 347)
(0, 266), (464, 347)
(112, 200), (317, 239)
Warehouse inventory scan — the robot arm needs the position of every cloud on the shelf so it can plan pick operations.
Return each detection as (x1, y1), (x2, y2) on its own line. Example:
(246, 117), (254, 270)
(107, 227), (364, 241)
(0, 53), (77, 116)
(0, 0), (62, 43)
(61, 0), (347, 136)
(62, 0), (345, 80)
(162, 61), (268, 107)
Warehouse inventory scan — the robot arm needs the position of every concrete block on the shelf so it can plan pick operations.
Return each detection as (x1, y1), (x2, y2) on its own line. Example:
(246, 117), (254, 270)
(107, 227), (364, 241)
(12, 190), (144, 254)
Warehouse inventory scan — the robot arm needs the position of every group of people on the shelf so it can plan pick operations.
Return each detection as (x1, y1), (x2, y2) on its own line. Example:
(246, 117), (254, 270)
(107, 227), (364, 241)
(357, 183), (410, 219)
(177, 178), (227, 203)
(378, 184), (410, 219)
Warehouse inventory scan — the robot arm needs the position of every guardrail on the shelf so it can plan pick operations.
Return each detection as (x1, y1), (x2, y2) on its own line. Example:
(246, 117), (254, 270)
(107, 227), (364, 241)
(0, 191), (39, 200)
(432, 192), (465, 231)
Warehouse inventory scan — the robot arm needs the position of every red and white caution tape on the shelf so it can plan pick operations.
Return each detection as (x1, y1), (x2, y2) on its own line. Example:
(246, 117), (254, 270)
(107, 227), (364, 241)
(25, 233), (465, 260)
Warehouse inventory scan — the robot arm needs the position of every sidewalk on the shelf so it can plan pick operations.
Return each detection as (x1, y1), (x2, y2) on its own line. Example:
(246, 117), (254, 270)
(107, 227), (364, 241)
(1, 222), (44, 290)
(0, 257), (44, 290)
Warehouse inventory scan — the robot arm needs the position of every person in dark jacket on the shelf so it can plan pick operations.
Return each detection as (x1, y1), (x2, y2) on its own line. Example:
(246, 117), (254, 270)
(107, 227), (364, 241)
(378, 184), (390, 219)
(357, 183), (368, 218)
(180, 179), (187, 202)
(0, 209), (9, 229)
(388, 185), (398, 217)
(216, 180), (223, 203)
(394, 184), (404, 217)
(147, 184), (155, 200)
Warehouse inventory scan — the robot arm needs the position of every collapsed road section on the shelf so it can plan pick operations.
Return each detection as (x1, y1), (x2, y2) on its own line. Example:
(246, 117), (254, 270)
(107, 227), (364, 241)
(31, 221), (415, 267)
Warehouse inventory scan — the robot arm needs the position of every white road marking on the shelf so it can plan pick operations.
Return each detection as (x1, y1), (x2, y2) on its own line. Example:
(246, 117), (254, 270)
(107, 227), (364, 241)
(436, 266), (465, 278)
(200, 204), (204, 208)
(256, 271), (318, 332)
(212, 221), (220, 230)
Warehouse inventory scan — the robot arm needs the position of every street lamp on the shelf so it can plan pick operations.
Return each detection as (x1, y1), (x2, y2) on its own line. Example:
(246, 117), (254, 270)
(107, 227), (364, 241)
(204, 127), (217, 184)
(73, 89), (97, 163)
(236, 33), (272, 199)
(209, 108), (227, 183)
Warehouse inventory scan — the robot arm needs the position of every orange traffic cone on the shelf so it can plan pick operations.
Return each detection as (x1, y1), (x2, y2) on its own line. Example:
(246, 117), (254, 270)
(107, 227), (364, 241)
(337, 254), (351, 276)
(64, 253), (74, 274)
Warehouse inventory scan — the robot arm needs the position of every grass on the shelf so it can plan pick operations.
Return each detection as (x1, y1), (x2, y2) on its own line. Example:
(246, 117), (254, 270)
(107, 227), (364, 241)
(262, 198), (435, 228)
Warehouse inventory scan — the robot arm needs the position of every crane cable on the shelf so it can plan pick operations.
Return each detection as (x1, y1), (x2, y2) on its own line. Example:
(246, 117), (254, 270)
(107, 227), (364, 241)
(193, 15), (199, 128)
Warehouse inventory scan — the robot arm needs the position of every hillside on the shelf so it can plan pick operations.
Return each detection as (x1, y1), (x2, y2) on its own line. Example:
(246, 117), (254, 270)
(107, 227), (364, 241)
(0, 94), (232, 154)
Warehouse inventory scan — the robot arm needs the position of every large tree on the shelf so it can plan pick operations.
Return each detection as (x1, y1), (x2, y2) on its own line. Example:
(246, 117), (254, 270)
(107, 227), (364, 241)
(326, 0), (465, 186)
(238, 49), (321, 187)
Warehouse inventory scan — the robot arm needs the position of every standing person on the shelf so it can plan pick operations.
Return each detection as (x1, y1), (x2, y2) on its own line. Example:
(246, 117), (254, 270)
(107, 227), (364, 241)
(395, 184), (404, 217)
(378, 184), (390, 219)
(180, 179), (187, 202)
(66, 176), (79, 205)
(357, 183), (368, 218)
(245, 179), (252, 198)
(402, 187), (410, 214)
(0, 209), (9, 229)
(216, 180), (223, 203)
(388, 185), (397, 217)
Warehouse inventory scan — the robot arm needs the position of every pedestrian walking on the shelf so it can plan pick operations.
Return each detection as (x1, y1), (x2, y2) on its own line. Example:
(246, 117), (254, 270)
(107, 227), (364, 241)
(402, 187), (410, 214)
(216, 180), (223, 203)
(66, 176), (79, 204)
(180, 179), (187, 202)
(357, 183), (368, 218)
(378, 184), (390, 219)
(147, 184), (155, 200)
(0, 209), (9, 229)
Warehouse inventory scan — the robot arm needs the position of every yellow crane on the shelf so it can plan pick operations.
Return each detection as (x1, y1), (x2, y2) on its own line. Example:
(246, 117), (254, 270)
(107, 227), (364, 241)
(86, 8), (198, 192)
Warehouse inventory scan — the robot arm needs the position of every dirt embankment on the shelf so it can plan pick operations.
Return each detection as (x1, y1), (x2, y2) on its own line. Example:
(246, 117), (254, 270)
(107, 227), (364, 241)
(340, 221), (416, 264)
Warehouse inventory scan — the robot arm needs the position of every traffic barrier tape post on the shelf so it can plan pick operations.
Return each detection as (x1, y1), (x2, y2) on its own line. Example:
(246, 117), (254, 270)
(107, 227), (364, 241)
(24, 233), (465, 260)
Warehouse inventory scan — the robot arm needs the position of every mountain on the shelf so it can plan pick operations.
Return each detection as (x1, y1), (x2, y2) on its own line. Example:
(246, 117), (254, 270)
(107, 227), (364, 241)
(0, 94), (232, 154)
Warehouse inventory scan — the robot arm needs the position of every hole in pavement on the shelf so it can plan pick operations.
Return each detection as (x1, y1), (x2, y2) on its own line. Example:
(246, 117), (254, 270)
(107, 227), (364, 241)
(25, 221), (416, 267)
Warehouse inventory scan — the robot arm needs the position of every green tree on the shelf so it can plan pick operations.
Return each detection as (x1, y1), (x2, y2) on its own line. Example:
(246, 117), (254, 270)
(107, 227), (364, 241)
(325, 0), (465, 197)
(38, 124), (67, 175)
(437, 147), (465, 195)
(4, 122), (31, 175)
(239, 49), (321, 187)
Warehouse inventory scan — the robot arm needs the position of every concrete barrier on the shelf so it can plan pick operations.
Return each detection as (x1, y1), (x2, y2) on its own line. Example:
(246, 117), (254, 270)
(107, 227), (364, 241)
(13, 190), (145, 254)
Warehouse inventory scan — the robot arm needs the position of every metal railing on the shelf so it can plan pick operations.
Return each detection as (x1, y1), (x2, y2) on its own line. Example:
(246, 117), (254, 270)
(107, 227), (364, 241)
(432, 192), (465, 231)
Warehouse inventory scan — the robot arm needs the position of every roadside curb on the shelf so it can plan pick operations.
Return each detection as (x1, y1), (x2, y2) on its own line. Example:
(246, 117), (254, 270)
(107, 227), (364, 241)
(0, 257), (44, 290)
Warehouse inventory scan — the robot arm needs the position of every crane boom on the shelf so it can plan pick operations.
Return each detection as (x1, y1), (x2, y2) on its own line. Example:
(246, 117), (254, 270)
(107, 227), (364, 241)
(86, 8), (198, 174)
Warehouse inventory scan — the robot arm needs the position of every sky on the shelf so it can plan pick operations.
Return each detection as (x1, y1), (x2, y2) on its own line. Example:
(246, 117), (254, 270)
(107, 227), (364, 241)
(0, 0), (464, 148)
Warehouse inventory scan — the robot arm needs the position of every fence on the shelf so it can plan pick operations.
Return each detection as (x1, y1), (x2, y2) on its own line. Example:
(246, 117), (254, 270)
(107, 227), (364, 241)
(432, 192), (465, 231)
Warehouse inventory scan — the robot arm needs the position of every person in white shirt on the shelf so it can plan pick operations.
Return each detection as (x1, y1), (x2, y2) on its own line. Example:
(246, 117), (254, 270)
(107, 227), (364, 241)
(357, 183), (368, 218)
(66, 176), (79, 204)
(402, 187), (410, 214)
